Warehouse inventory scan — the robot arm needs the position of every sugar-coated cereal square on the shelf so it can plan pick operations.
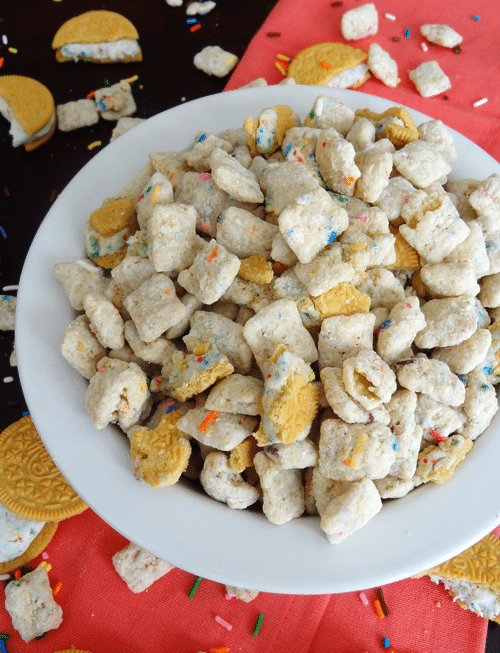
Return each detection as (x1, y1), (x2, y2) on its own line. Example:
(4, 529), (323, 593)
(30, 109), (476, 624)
(294, 244), (355, 296)
(205, 374), (263, 415)
(319, 478), (382, 544)
(94, 81), (136, 120)
(386, 388), (421, 478)
(341, 2), (378, 40)
(110, 116), (144, 141)
(177, 406), (257, 450)
(459, 368), (498, 439)
(354, 143), (393, 203)
(319, 418), (397, 481)
(355, 267), (405, 310)
(4, 567), (63, 642)
(225, 585), (260, 602)
(417, 120), (457, 162)
(61, 314), (107, 378)
(210, 147), (264, 203)
(420, 24), (463, 48)
(374, 476), (415, 499)
(278, 186), (349, 263)
(183, 310), (253, 374)
(118, 161), (155, 201)
(200, 451), (260, 509)
(393, 140), (452, 188)
(431, 328), (492, 375)
(194, 45), (239, 77)
(477, 214), (500, 275)
(343, 348), (397, 410)
(409, 61), (451, 98)
(242, 299), (318, 376)
(110, 254), (155, 303)
(86, 357), (149, 430)
(57, 98), (99, 131)
(54, 260), (108, 310)
(149, 150), (189, 190)
(270, 230), (299, 265)
(216, 206), (278, 259)
(223, 275), (276, 313)
(83, 290), (125, 350)
(263, 438), (318, 470)
(376, 296), (426, 364)
(263, 161), (320, 218)
(469, 174), (500, 221)
(318, 312), (375, 368)
(414, 296), (477, 349)
(346, 117), (376, 152)
(124, 273), (187, 342)
(147, 203), (198, 273)
(374, 177), (416, 222)
(304, 95), (355, 135)
(420, 262), (479, 297)
(112, 542), (174, 592)
(340, 226), (396, 271)
(414, 393), (464, 446)
(272, 269), (322, 327)
(184, 134), (232, 172)
(253, 451), (304, 525)
(367, 43), (398, 88)
(281, 126), (323, 181)
(480, 272), (500, 308)
(136, 172), (174, 231)
(124, 320), (176, 365)
(315, 129), (361, 197)
(444, 222), (489, 278)
(396, 354), (465, 406)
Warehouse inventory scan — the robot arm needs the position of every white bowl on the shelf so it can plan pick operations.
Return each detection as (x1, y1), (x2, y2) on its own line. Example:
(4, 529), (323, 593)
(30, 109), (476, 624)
(16, 85), (500, 594)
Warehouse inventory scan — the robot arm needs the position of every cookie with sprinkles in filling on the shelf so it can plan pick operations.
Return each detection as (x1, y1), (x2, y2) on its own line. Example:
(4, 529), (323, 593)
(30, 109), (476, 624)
(287, 42), (370, 88)
(52, 10), (142, 63)
(0, 75), (56, 151)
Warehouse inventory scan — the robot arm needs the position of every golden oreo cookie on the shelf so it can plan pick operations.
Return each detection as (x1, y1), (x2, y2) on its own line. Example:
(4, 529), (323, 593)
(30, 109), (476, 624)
(355, 106), (419, 148)
(0, 521), (58, 574)
(52, 10), (142, 63)
(312, 282), (371, 319)
(89, 197), (138, 237)
(287, 42), (369, 87)
(0, 75), (56, 151)
(0, 417), (87, 521)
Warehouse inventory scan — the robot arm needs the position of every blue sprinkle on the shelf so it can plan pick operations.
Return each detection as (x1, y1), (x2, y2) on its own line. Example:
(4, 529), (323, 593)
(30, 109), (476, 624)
(405, 28), (411, 37)
(327, 230), (337, 244)
(97, 100), (106, 109)
(283, 144), (292, 157)
(382, 637), (390, 649)
(22, 411), (30, 417)
(2, 295), (9, 301)
(391, 439), (398, 452)
(379, 319), (391, 330)
(165, 403), (176, 413)
(0, 226), (6, 238)
(473, 15), (480, 21)
(197, 133), (207, 143)
(186, 18), (198, 24)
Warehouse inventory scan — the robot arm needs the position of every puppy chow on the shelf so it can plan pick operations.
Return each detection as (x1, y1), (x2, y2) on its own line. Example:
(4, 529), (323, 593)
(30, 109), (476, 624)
(409, 61), (451, 98)
(354, 143), (393, 203)
(367, 43), (398, 88)
(184, 134), (232, 172)
(415, 434), (472, 484)
(194, 45), (238, 77)
(110, 116), (145, 141)
(136, 172), (174, 230)
(304, 95), (355, 135)
(417, 120), (457, 162)
(57, 98), (99, 131)
(147, 203), (199, 273)
(396, 354), (466, 406)
(253, 451), (304, 525)
(393, 140), (452, 188)
(200, 451), (259, 509)
(294, 244), (355, 296)
(343, 348), (397, 410)
(376, 296), (426, 364)
(414, 296), (477, 349)
(315, 128), (361, 197)
(94, 81), (136, 120)
(374, 176), (416, 222)
(263, 161), (320, 218)
(54, 260), (108, 310)
(61, 314), (107, 378)
(210, 147), (264, 203)
(420, 24), (463, 48)
(177, 406), (257, 450)
(149, 150), (189, 190)
(0, 294), (16, 330)
(272, 269), (322, 327)
(223, 275), (276, 313)
(112, 542), (174, 592)
(355, 267), (405, 310)
(340, 2), (378, 40)
(346, 117), (376, 152)
(443, 222), (490, 277)
(318, 312), (375, 368)
(205, 374), (263, 415)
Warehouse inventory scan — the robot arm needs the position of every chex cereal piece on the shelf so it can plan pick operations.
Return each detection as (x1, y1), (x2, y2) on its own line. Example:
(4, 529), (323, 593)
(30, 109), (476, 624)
(110, 253), (155, 303)
(414, 296), (477, 348)
(124, 320), (175, 364)
(185, 134), (232, 172)
(355, 267), (405, 311)
(238, 256), (274, 284)
(228, 436), (258, 472)
(396, 354), (466, 406)
(418, 120), (457, 163)
(216, 206), (278, 259)
(0, 417), (87, 520)
(149, 150), (189, 190)
(0, 295), (16, 330)
(183, 311), (253, 374)
(386, 389), (422, 480)
(320, 478), (382, 544)
(242, 299), (318, 377)
(399, 188), (469, 262)
(304, 95), (355, 135)
(367, 43), (398, 88)
(223, 275), (276, 313)
(273, 269), (322, 328)
(225, 585), (260, 602)
(94, 81), (136, 121)
(194, 45), (238, 77)
(57, 98), (99, 131)
(61, 314), (107, 378)
(86, 357), (149, 429)
(162, 346), (234, 401)
(178, 239), (240, 305)
(147, 203), (198, 273)
(200, 451), (259, 509)
(376, 296), (426, 364)
(187, 1), (216, 16)
(354, 142), (393, 203)
(315, 128), (361, 197)
(375, 177), (416, 222)
(420, 262), (480, 297)
(253, 451), (304, 524)
(320, 367), (389, 425)
(244, 105), (297, 157)
(54, 260), (108, 310)
(264, 439), (318, 470)
(130, 412), (191, 487)
(90, 197), (137, 237)
(346, 116), (376, 151)
(420, 24), (463, 48)
(177, 407), (257, 450)
(0, 503), (57, 574)
(341, 3), (378, 40)
(460, 368), (498, 440)
(343, 348), (397, 410)
(112, 542), (174, 592)
(279, 187), (348, 264)
(263, 161), (320, 218)
(52, 10), (142, 63)
(319, 418), (397, 481)
(409, 61), (451, 98)
(355, 106), (419, 149)
(257, 345), (319, 445)
(83, 290), (125, 349)
(136, 172), (174, 230)
(209, 147), (264, 203)
(469, 174), (500, 220)
(415, 393), (464, 446)
(312, 282), (371, 319)
(287, 42), (369, 88)
(294, 244), (355, 297)
(4, 566), (63, 642)
(110, 116), (144, 141)
(415, 434), (473, 484)
(318, 312), (375, 368)
(124, 273), (187, 342)
(432, 328), (492, 375)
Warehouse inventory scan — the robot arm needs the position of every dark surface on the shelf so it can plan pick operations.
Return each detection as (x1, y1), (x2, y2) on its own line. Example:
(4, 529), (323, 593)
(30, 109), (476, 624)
(1, 3), (500, 650)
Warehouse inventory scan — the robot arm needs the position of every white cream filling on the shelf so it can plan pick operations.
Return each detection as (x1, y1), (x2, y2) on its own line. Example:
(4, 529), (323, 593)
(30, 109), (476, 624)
(430, 575), (500, 620)
(0, 96), (55, 147)
(60, 39), (140, 61)
(326, 63), (369, 89)
(0, 502), (45, 563)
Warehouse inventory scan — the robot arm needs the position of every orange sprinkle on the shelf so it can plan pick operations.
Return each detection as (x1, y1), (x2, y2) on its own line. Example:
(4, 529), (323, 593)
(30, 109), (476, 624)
(345, 176), (355, 186)
(190, 23), (201, 32)
(86, 90), (95, 99)
(14, 570), (21, 580)
(374, 599), (385, 619)
(319, 60), (334, 70)
(342, 459), (351, 466)
(209, 648), (230, 653)
(52, 581), (63, 596)
(199, 411), (219, 431)
(163, 289), (172, 295)
(208, 245), (218, 262)
(0, 58), (4, 68)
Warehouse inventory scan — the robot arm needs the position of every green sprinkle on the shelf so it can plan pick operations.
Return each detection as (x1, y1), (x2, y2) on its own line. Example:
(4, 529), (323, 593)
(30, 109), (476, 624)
(252, 613), (264, 636)
(188, 576), (202, 598)
(104, 78), (110, 87)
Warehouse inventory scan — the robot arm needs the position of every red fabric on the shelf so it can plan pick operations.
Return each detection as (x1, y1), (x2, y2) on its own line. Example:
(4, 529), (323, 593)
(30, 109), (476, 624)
(225, 0), (500, 162)
(0, 508), (489, 652)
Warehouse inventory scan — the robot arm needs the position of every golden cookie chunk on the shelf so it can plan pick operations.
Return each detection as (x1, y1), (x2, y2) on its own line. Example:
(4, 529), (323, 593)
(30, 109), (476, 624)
(386, 224), (420, 271)
(92, 245), (128, 270)
(89, 197), (138, 237)
(238, 256), (274, 284)
(0, 75), (56, 152)
(0, 521), (58, 574)
(171, 357), (234, 402)
(287, 42), (368, 86)
(0, 417), (87, 521)
(312, 282), (371, 319)
(244, 105), (296, 157)
(130, 412), (191, 488)
(355, 106), (418, 148)
(417, 435), (473, 484)
(52, 10), (142, 63)
(229, 437), (258, 474)
(413, 532), (500, 624)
